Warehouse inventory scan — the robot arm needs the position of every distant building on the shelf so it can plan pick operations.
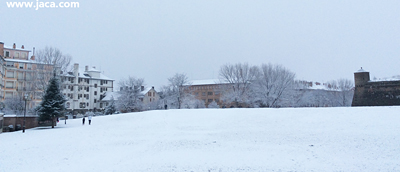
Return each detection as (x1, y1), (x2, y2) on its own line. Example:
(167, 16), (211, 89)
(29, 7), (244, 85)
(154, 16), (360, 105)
(59, 63), (114, 114)
(184, 79), (229, 108)
(352, 68), (400, 106)
(140, 86), (160, 105)
(102, 85), (160, 111)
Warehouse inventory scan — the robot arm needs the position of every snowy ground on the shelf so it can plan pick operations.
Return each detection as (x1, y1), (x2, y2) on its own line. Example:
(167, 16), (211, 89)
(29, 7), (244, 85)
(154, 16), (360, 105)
(1, 107), (399, 172)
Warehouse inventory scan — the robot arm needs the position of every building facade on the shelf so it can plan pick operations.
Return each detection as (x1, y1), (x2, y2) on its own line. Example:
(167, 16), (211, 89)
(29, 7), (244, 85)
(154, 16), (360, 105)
(0, 42), (53, 110)
(140, 86), (160, 105)
(184, 79), (228, 107)
(352, 68), (400, 106)
(60, 63), (114, 114)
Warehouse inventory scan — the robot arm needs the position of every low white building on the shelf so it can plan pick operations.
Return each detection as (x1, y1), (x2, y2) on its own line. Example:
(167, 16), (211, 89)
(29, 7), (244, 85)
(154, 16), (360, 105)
(60, 63), (114, 114)
(101, 86), (160, 111)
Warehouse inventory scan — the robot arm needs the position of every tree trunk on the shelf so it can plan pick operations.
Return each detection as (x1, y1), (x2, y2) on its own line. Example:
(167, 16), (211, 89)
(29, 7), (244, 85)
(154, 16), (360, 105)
(52, 116), (55, 128)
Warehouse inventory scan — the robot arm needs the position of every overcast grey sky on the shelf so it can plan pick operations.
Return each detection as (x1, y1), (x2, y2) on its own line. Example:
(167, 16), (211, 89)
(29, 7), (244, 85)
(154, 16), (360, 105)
(1, 0), (399, 89)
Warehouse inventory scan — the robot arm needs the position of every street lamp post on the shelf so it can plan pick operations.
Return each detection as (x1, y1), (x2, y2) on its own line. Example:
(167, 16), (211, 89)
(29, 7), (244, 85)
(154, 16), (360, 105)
(23, 93), (28, 133)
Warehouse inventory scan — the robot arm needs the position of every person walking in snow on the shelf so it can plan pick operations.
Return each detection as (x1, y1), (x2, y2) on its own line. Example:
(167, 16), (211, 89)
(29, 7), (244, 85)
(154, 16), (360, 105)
(88, 111), (93, 125)
(82, 116), (85, 125)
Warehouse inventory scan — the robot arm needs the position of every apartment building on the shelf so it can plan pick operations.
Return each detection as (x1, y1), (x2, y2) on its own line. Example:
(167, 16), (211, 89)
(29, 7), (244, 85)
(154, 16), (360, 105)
(184, 79), (230, 107)
(60, 63), (114, 114)
(0, 42), (53, 109)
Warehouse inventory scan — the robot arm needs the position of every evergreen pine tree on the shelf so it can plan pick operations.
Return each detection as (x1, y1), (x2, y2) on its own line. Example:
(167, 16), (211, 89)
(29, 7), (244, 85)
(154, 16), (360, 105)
(37, 76), (66, 128)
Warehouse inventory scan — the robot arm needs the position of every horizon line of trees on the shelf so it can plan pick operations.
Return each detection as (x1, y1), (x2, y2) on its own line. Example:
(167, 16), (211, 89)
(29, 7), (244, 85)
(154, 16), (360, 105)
(113, 62), (354, 112)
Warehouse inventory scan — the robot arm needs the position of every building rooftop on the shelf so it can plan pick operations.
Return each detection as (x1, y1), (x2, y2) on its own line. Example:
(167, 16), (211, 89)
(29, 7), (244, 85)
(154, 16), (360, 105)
(60, 68), (114, 81)
(3, 45), (31, 52)
(187, 79), (230, 86)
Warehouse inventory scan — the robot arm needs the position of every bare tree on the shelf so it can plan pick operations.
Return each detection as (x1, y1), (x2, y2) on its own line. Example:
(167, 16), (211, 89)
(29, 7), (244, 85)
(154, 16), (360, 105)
(161, 73), (191, 109)
(4, 95), (25, 115)
(252, 63), (296, 107)
(219, 63), (259, 107)
(30, 47), (73, 100)
(326, 79), (354, 106)
(35, 46), (73, 73)
(116, 76), (145, 112)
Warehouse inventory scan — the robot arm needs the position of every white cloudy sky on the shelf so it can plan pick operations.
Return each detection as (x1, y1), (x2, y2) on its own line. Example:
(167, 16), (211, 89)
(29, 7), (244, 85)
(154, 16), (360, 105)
(1, 0), (399, 89)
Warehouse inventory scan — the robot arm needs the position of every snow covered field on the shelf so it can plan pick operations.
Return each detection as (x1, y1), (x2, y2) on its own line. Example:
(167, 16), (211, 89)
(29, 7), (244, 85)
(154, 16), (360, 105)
(1, 107), (399, 172)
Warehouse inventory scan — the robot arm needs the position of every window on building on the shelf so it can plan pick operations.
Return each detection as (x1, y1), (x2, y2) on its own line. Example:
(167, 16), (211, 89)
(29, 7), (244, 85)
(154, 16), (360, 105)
(17, 72), (24, 80)
(5, 81), (14, 89)
(94, 99), (97, 103)
(18, 82), (23, 90)
(6, 71), (14, 78)
(26, 73), (32, 80)
(215, 99), (220, 103)
(94, 84), (97, 88)
(208, 92), (213, 95)
(94, 91), (97, 95)
(215, 91), (220, 95)
(208, 99), (213, 103)
(22, 53), (27, 59)
(202, 92), (206, 96)
(6, 62), (14, 67)
(19, 63), (24, 69)
(14, 52), (19, 58)
(5, 51), (10, 57)
(148, 92), (151, 96)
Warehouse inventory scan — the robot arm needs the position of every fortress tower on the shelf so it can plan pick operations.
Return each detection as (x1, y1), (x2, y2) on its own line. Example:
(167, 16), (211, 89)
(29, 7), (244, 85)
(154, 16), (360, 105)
(352, 68), (400, 106)
(354, 67), (370, 87)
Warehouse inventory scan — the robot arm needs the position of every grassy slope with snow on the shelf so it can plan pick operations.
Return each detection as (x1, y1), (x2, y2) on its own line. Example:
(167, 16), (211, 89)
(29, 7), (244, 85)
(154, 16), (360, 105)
(0, 107), (399, 172)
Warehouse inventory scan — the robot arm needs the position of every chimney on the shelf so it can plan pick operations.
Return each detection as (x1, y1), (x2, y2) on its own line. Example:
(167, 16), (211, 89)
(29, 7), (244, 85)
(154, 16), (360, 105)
(0, 42), (4, 57)
(21, 45), (24, 49)
(141, 86), (144, 91)
(93, 66), (96, 69)
(30, 47), (35, 60)
(13, 43), (16, 49)
(152, 86), (154, 89)
(31, 47), (35, 60)
(74, 63), (79, 77)
(85, 65), (88, 71)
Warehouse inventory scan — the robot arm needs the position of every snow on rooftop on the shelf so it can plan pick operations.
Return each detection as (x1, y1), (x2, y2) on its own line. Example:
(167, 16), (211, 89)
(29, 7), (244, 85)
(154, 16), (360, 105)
(4, 58), (38, 64)
(354, 67), (368, 73)
(370, 75), (400, 82)
(60, 68), (114, 80)
(188, 79), (229, 86)
(3, 45), (31, 52)
(140, 87), (153, 95)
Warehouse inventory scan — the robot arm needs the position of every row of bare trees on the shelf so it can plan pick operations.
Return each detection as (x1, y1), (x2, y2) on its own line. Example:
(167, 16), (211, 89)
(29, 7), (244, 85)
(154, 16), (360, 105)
(218, 62), (354, 108)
